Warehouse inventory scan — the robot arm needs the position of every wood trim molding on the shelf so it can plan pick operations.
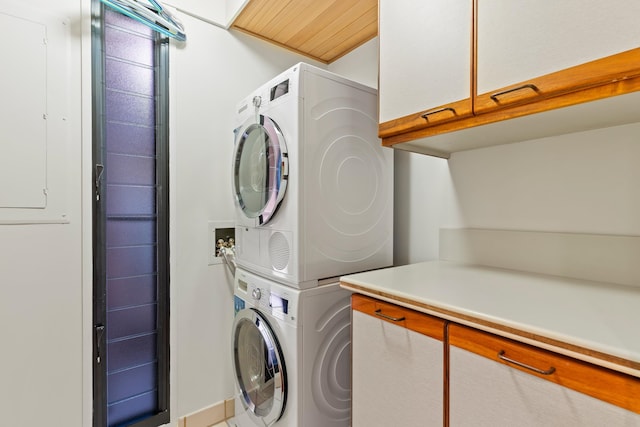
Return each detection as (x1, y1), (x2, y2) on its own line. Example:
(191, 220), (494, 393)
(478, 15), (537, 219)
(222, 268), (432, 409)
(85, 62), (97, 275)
(383, 73), (640, 147)
(378, 98), (473, 138)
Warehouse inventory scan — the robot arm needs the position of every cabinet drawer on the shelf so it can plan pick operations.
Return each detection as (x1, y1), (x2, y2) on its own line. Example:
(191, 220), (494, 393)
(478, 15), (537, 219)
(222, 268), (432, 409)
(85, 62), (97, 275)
(352, 294), (445, 341)
(449, 323), (640, 414)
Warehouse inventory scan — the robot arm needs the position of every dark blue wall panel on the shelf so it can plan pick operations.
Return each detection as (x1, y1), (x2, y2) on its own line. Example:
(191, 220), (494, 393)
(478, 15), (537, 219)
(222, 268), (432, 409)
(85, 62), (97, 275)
(106, 219), (156, 247)
(107, 333), (157, 373)
(105, 90), (155, 126)
(106, 122), (155, 156)
(108, 362), (158, 403)
(106, 185), (155, 216)
(107, 275), (157, 310)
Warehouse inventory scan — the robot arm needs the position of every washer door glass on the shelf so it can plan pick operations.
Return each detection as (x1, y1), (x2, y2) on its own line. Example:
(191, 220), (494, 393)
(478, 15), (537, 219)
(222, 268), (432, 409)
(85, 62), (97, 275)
(233, 115), (288, 225)
(233, 308), (286, 425)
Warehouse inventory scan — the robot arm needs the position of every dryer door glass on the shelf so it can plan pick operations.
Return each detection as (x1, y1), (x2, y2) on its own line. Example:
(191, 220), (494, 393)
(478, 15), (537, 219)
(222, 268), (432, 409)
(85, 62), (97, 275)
(233, 115), (288, 225)
(233, 308), (286, 424)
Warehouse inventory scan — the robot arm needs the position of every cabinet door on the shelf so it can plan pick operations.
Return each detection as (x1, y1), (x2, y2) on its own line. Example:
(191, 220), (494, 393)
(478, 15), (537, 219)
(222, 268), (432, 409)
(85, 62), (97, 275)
(351, 295), (445, 427)
(449, 324), (640, 426)
(379, 0), (473, 136)
(476, 0), (640, 112)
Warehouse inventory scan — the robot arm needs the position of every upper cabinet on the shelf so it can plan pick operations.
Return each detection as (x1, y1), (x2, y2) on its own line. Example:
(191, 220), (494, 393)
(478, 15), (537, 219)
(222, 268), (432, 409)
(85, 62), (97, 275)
(476, 0), (640, 112)
(380, 0), (640, 158)
(378, 0), (473, 136)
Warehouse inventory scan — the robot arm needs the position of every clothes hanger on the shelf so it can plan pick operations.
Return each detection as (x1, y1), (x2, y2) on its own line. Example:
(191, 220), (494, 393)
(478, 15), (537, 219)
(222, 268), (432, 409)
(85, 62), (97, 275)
(100, 0), (186, 41)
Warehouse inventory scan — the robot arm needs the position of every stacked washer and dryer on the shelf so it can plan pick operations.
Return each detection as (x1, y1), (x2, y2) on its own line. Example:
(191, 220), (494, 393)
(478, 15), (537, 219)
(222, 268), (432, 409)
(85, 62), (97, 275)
(229, 63), (393, 427)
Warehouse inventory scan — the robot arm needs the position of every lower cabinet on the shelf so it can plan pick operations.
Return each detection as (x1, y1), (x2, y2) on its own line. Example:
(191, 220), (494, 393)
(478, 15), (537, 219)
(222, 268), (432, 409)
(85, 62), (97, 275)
(448, 324), (640, 426)
(351, 295), (445, 426)
(350, 294), (640, 426)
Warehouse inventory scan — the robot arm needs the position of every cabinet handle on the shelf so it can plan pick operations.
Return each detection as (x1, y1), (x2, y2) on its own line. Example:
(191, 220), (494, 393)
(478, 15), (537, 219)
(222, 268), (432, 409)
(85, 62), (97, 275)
(421, 107), (457, 120)
(490, 84), (540, 103)
(498, 350), (556, 375)
(375, 309), (405, 322)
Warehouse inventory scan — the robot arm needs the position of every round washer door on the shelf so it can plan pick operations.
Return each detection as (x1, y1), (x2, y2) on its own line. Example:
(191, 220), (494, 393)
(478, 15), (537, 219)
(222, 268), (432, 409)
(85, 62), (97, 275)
(232, 308), (287, 425)
(233, 115), (288, 226)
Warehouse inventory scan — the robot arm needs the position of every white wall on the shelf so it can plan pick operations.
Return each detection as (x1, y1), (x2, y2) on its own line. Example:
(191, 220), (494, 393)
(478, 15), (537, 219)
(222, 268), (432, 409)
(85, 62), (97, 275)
(328, 37), (379, 89)
(169, 9), (326, 418)
(0, 0), (84, 426)
(390, 115), (640, 268)
(166, 0), (247, 27)
(443, 124), (640, 236)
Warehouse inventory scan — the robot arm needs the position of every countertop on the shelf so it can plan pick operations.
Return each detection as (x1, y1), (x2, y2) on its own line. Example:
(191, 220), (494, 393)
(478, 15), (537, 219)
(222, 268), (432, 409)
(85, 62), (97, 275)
(340, 260), (640, 377)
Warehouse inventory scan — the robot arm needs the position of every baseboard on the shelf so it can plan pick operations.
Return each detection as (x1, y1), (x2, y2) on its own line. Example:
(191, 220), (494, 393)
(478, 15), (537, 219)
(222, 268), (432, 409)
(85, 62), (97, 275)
(178, 398), (235, 427)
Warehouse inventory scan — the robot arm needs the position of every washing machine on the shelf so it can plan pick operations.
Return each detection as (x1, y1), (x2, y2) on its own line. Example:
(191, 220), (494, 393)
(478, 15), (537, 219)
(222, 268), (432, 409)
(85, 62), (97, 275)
(229, 267), (352, 427)
(232, 62), (393, 289)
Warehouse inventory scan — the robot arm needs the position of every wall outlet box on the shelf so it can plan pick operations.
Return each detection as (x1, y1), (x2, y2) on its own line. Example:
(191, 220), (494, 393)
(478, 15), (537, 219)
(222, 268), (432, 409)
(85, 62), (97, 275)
(208, 220), (235, 265)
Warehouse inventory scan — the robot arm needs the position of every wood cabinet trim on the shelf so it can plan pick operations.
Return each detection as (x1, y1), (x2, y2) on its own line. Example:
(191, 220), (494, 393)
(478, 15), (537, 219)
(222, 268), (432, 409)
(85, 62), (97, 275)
(471, 0), (478, 114)
(449, 323), (640, 414)
(352, 294), (446, 341)
(378, 99), (473, 139)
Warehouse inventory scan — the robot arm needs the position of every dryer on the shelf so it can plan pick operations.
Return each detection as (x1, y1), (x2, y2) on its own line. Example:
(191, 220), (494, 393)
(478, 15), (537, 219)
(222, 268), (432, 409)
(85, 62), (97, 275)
(229, 268), (352, 427)
(232, 63), (393, 289)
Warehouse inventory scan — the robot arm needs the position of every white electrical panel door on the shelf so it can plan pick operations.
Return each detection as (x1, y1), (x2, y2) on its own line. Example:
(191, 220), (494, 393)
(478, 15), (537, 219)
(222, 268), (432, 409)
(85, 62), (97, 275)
(0, 11), (47, 209)
(477, 0), (640, 94)
(0, 2), (70, 224)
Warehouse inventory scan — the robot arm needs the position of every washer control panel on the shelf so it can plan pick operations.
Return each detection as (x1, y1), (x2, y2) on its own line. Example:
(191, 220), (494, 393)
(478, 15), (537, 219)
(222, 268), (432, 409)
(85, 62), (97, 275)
(235, 268), (299, 323)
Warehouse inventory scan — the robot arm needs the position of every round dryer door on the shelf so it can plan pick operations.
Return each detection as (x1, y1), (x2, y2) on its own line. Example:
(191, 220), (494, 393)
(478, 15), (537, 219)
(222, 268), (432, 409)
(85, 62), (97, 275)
(233, 115), (288, 226)
(232, 308), (286, 425)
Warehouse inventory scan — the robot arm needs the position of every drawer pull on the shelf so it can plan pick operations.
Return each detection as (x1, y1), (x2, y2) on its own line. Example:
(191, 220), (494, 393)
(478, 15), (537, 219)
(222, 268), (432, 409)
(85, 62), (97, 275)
(421, 107), (457, 120)
(498, 350), (556, 375)
(375, 309), (405, 322)
(490, 84), (540, 103)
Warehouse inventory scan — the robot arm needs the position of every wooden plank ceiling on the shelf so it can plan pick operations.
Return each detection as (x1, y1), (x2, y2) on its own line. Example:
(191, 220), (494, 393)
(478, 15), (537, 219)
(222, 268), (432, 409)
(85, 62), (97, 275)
(231, 0), (378, 64)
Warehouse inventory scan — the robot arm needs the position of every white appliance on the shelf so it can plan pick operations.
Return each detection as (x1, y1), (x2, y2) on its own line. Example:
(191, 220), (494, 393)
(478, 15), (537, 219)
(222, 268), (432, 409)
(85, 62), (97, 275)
(229, 268), (352, 427)
(232, 63), (393, 289)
